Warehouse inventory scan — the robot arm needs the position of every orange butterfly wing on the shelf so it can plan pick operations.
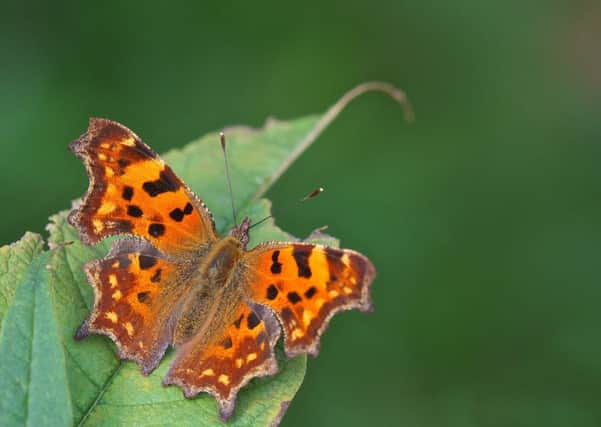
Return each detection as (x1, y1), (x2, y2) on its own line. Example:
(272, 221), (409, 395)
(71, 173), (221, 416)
(75, 238), (194, 374)
(244, 242), (376, 357)
(69, 118), (217, 256)
(163, 303), (280, 421)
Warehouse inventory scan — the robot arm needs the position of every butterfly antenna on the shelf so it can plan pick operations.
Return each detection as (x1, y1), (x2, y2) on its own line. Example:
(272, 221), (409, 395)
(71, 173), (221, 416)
(249, 187), (324, 230)
(220, 131), (237, 226)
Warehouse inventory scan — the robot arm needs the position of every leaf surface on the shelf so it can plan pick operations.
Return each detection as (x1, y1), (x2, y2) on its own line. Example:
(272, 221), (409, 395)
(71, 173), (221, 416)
(0, 232), (45, 330)
(0, 251), (73, 427)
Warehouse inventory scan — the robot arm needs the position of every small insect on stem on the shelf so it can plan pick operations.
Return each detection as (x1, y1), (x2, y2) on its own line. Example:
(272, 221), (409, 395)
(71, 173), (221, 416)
(220, 131), (237, 226)
(249, 187), (325, 230)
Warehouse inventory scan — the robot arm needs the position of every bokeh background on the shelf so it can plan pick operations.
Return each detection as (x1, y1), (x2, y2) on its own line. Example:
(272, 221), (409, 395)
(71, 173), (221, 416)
(2, 1), (601, 426)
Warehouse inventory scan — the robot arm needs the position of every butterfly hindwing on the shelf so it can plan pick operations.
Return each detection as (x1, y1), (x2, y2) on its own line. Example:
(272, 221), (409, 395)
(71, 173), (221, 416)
(244, 243), (376, 357)
(75, 238), (193, 374)
(163, 302), (280, 421)
(69, 118), (217, 256)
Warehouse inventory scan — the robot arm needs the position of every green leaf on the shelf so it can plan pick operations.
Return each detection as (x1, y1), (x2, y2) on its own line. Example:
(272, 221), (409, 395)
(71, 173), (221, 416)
(28, 82), (408, 425)
(0, 251), (73, 427)
(0, 232), (45, 331)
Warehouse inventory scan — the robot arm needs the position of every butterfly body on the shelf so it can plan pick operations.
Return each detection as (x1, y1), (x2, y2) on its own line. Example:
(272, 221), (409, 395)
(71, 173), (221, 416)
(69, 118), (376, 421)
(172, 230), (250, 347)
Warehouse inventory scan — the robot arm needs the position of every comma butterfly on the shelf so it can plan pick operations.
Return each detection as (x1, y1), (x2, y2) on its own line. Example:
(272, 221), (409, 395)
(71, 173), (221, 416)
(68, 118), (376, 421)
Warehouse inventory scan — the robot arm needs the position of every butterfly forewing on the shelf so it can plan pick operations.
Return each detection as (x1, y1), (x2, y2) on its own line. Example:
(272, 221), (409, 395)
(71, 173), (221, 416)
(244, 243), (375, 357)
(69, 118), (218, 256)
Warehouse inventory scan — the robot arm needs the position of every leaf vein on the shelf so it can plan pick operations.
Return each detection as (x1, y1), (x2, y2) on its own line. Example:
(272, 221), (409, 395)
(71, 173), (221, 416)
(24, 275), (35, 426)
(77, 364), (124, 427)
(63, 345), (101, 389)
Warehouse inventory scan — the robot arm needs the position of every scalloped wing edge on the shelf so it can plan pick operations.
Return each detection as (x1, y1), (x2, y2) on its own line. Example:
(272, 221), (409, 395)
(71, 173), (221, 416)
(73, 236), (175, 375)
(162, 304), (281, 421)
(249, 241), (376, 358)
(67, 118), (218, 247)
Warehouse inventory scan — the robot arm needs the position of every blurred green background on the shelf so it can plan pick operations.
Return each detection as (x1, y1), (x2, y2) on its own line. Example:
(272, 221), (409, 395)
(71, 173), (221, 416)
(2, 1), (601, 426)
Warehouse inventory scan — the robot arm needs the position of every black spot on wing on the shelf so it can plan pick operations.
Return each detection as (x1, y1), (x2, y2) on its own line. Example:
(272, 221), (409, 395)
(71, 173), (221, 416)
(148, 223), (165, 237)
(271, 250), (282, 274)
(292, 245), (312, 278)
(142, 170), (180, 197)
(169, 202), (194, 222)
(304, 286), (317, 299)
(287, 292), (301, 304)
(118, 159), (130, 168)
(234, 314), (244, 329)
(127, 205), (143, 217)
(247, 311), (260, 330)
(137, 292), (150, 303)
(139, 255), (157, 270)
(122, 186), (134, 201)
(266, 284), (278, 300)
(150, 268), (162, 283)
(169, 208), (184, 222)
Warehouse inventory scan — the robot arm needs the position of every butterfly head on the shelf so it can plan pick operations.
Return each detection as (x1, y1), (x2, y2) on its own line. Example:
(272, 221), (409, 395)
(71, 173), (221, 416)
(227, 216), (251, 248)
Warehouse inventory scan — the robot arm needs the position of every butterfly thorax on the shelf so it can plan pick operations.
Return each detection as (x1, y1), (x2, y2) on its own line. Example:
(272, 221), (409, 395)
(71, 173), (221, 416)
(172, 227), (250, 347)
(198, 236), (243, 283)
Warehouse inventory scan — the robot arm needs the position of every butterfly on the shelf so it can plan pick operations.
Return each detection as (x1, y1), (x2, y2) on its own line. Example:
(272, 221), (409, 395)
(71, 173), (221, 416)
(68, 118), (376, 421)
